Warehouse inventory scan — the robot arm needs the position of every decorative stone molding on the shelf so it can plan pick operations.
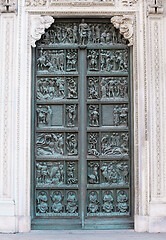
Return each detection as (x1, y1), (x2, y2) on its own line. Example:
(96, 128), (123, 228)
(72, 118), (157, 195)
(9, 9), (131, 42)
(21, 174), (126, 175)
(31, 15), (54, 47)
(147, 0), (164, 15)
(122, 0), (138, 6)
(25, 0), (47, 6)
(0, 0), (17, 12)
(111, 15), (134, 46)
(26, 0), (115, 7)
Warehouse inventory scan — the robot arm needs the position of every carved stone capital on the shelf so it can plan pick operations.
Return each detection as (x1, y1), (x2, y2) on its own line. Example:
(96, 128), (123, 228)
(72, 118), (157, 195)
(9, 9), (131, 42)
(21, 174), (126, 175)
(147, 0), (164, 15)
(31, 15), (54, 47)
(111, 15), (134, 46)
(0, 0), (17, 13)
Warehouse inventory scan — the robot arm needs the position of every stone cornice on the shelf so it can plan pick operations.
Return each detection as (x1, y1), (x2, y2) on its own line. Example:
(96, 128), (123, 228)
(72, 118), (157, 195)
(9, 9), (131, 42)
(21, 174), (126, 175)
(111, 15), (134, 46)
(31, 15), (54, 47)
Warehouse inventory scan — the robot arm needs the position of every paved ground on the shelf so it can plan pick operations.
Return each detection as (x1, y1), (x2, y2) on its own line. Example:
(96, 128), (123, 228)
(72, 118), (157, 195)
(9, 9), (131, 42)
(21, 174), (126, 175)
(0, 230), (166, 240)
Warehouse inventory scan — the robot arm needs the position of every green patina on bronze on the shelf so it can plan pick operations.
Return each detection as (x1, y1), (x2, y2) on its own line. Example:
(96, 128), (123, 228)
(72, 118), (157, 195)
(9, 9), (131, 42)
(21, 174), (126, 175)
(31, 18), (133, 230)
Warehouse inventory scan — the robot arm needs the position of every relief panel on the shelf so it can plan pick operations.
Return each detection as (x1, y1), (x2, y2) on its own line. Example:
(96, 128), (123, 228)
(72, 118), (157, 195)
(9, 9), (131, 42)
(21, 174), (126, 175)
(37, 49), (78, 73)
(37, 21), (128, 47)
(88, 161), (129, 186)
(36, 77), (78, 101)
(87, 77), (128, 100)
(36, 190), (79, 216)
(36, 161), (78, 186)
(87, 132), (129, 157)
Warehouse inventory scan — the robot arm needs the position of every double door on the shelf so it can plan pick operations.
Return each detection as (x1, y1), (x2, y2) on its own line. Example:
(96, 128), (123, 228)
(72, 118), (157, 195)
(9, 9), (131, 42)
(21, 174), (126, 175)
(32, 18), (133, 229)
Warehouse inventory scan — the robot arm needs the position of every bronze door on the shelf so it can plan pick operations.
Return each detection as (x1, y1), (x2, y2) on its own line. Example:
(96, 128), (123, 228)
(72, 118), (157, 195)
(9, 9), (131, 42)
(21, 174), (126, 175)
(31, 18), (133, 230)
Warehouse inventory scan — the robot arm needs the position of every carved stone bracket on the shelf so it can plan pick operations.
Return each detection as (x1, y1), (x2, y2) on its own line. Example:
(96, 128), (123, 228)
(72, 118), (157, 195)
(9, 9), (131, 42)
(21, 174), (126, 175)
(111, 15), (134, 46)
(31, 15), (54, 47)
(0, 0), (17, 12)
(147, 0), (164, 15)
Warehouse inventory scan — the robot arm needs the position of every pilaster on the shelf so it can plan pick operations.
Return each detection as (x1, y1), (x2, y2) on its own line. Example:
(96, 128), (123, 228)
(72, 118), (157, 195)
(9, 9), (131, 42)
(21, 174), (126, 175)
(0, 12), (17, 232)
(147, 0), (166, 233)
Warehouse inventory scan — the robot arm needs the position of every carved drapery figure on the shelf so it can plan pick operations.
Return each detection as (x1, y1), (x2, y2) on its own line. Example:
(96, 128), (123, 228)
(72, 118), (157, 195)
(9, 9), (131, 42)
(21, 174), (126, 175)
(88, 191), (99, 213)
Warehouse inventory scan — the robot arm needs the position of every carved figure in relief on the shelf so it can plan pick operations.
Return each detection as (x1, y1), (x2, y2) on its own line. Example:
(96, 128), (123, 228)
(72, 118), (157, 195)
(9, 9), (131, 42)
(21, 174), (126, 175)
(37, 49), (65, 72)
(36, 133), (64, 156)
(66, 105), (77, 127)
(88, 191), (99, 213)
(50, 162), (64, 184)
(107, 78), (115, 98)
(87, 50), (99, 71)
(67, 78), (78, 99)
(56, 78), (65, 97)
(101, 133), (129, 156)
(66, 50), (77, 71)
(51, 191), (63, 213)
(116, 163), (129, 184)
(37, 49), (47, 70)
(100, 161), (129, 185)
(99, 77), (128, 99)
(100, 78), (107, 98)
(121, 133), (129, 154)
(113, 105), (128, 126)
(88, 133), (99, 156)
(37, 78), (65, 100)
(88, 162), (99, 184)
(37, 191), (48, 213)
(66, 134), (78, 155)
(79, 19), (89, 45)
(101, 162), (118, 184)
(94, 25), (100, 43)
(88, 77), (99, 99)
(67, 162), (78, 184)
(37, 105), (52, 125)
(119, 79), (128, 98)
(117, 191), (128, 213)
(102, 191), (114, 213)
(73, 24), (78, 43)
(36, 162), (49, 184)
(66, 191), (78, 213)
(89, 105), (99, 127)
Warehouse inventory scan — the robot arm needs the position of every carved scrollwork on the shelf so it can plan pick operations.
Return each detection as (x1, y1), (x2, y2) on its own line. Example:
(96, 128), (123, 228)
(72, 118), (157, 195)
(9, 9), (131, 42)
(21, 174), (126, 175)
(111, 15), (134, 46)
(31, 15), (54, 47)
(88, 133), (100, 157)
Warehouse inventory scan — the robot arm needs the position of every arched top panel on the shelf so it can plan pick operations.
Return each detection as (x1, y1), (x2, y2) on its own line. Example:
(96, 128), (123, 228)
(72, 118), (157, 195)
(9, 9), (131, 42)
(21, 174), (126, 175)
(35, 18), (129, 47)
